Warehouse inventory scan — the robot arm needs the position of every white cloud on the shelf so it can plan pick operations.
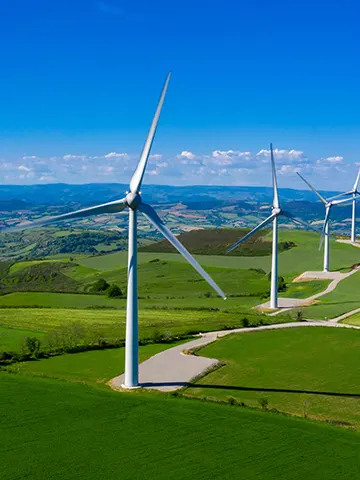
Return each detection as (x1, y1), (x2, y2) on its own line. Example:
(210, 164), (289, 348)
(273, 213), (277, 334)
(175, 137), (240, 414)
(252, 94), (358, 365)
(0, 147), (351, 189)
(104, 152), (128, 159)
(325, 156), (344, 163)
(63, 154), (87, 161)
(177, 151), (196, 160)
(17, 165), (32, 172)
(149, 154), (163, 160)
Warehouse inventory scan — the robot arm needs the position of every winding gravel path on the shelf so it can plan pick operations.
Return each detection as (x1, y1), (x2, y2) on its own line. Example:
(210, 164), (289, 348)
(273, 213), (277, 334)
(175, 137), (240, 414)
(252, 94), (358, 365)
(109, 320), (360, 392)
(258, 266), (360, 316)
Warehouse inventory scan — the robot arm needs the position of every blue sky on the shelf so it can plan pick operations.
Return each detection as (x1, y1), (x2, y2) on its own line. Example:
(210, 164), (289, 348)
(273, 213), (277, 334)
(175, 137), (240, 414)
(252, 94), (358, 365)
(0, 0), (359, 189)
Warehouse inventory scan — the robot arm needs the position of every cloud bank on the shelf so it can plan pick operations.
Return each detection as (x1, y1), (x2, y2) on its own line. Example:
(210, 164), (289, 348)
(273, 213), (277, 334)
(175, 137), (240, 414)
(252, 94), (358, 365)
(0, 147), (354, 189)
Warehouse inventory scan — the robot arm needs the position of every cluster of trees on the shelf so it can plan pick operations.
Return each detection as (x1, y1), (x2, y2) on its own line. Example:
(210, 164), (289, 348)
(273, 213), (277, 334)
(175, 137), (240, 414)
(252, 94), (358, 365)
(90, 278), (123, 297)
(35, 231), (124, 256)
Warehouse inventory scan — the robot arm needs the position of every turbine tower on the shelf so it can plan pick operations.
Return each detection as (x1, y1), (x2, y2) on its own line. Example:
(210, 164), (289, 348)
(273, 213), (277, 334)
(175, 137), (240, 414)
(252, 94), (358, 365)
(227, 144), (314, 309)
(327, 169), (360, 243)
(1, 73), (226, 388)
(296, 173), (354, 272)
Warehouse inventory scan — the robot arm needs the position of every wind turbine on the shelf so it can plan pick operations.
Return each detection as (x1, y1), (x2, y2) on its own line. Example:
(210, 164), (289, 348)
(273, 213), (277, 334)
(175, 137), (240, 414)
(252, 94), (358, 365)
(0, 73), (226, 388)
(226, 144), (315, 309)
(296, 172), (355, 272)
(327, 169), (360, 243)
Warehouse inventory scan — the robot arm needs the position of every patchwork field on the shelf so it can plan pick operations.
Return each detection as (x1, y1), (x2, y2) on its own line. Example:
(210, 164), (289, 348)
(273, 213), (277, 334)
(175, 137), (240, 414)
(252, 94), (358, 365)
(1, 373), (359, 480)
(186, 327), (360, 428)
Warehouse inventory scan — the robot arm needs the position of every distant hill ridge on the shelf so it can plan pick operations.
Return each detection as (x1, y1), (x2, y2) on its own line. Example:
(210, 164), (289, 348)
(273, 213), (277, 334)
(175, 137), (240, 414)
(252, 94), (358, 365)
(139, 228), (296, 257)
(0, 183), (342, 206)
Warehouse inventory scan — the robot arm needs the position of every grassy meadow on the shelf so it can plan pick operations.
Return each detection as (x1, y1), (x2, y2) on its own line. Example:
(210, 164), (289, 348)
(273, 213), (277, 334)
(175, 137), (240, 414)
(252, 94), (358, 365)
(299, 271), (360, 320)
(3, 342), (185, 386)
(1, 373), (360, 480)
(186, 327), (360, 428)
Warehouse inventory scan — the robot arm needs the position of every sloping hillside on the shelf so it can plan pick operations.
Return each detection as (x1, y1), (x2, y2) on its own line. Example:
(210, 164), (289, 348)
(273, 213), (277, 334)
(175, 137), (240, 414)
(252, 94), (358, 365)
(139, 228), (296, 256)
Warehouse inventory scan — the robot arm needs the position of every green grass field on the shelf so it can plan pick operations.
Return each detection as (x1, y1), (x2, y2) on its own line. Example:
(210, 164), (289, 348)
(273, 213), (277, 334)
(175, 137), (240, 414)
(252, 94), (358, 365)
(300, 271), (360, 320)
(1, 373), (359, 480)
(4, 342), (184, 386)
(342, 312), (360, 326)
(0, 326), (45, 351)
(186, 327), (360, 428)
(0, 306), (268, 343)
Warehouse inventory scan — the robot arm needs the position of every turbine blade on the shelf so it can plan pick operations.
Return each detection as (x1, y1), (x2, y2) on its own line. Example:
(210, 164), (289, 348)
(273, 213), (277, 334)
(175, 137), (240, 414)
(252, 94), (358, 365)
(129, 73), (171, 194)
(226, 213), (277, 254)
(327, 191), (352, 201)
(353, 168), (360, 192)
(1, 198), (127, 233)
(331, 196), (358, 206)
(296, 172), (327, 205)
(270, 143), (280, 208)
(319, 207), (331, 251)
(281, 211), (319, 233)
(139, 202), (226, 299)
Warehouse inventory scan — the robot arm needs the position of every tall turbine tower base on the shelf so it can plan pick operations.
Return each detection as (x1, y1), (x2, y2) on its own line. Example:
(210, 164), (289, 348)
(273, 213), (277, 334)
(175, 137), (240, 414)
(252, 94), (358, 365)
(270, 216), (278, 309)
(351, 196), (356, 243)
(323, 221), (330, 272)
(123, 208), (139, 388)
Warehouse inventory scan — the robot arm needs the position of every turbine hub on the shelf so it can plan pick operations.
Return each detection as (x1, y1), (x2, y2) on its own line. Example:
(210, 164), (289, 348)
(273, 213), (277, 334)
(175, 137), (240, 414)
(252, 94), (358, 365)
(273, 207), (281, 216)
(125, 192), (142, 210)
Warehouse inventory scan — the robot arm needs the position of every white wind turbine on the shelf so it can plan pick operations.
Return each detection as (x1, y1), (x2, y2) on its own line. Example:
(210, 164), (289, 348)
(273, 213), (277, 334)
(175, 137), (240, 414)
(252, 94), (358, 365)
(226, 144), (315, 309)
(327, 169), (360, 243)
(1, 73), (226, 388)
(296, 172), (355, 272)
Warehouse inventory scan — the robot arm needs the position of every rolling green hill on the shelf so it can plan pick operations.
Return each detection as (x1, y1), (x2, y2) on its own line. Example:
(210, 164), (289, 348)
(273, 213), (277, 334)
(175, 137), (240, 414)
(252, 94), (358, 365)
(80, 230), (360, 277)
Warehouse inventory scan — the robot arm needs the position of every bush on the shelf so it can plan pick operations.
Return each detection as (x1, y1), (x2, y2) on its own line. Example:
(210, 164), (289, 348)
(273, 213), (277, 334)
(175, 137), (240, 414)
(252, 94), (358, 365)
(90, 278), (110, 293)
(241, 317), (250, 328)
(258, 397), (269, 410)
(295, 309), (304, 322)
(267, 272), (287, 292)
(106, 284), (123, 298)
(21, 337), (41, 358)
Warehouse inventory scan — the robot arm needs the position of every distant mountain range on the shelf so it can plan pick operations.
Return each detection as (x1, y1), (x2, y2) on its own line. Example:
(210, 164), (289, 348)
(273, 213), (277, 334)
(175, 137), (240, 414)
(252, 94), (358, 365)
(0, 183), (342, 207)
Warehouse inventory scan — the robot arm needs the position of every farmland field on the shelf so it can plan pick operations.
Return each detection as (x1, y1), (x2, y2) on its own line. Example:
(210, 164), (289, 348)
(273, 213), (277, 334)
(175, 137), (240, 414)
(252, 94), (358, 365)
(0, 306), (269, 342)
(1, 373), (359, 480)
(186, 327), (360, 428)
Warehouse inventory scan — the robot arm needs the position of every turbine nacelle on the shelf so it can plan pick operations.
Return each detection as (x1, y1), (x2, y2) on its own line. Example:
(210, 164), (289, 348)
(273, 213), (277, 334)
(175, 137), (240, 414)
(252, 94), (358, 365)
(125, 192), (142, 210)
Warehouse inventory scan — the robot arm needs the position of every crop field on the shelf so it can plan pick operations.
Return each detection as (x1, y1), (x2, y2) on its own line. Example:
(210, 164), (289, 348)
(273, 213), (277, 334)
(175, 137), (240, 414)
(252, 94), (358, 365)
(1, 373), (359, 480)
(186, 327), (360, 428)
(0, 306), (269, 344)
(3, 342), (185, 386)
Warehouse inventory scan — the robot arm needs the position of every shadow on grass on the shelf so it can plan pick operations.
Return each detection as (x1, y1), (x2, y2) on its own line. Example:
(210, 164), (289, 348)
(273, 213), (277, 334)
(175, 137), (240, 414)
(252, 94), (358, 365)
(142, 382), (360, 398)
